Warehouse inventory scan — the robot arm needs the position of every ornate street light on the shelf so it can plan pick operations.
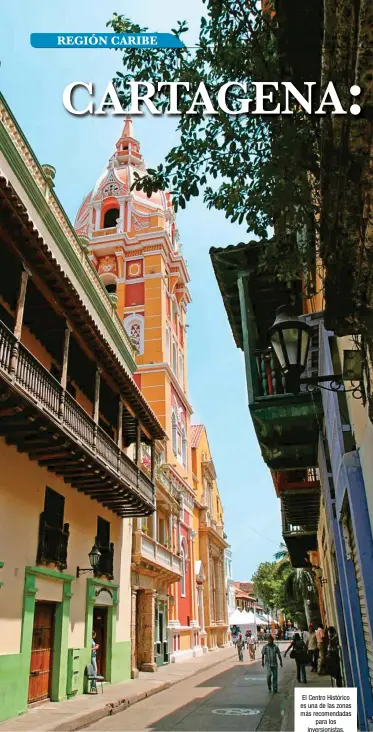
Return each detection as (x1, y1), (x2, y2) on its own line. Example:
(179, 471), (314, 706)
(268, 306), (312, 393)
(76, 544), (101, 578)
(268, 306), (362, 397)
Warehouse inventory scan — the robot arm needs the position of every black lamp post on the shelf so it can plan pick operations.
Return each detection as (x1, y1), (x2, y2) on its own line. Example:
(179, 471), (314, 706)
(76, 544), (101, 578)
(268, 306), (358, 395)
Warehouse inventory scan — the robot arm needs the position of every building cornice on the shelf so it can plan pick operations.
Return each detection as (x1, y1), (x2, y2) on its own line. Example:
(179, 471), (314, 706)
(136, 362), (193, 415)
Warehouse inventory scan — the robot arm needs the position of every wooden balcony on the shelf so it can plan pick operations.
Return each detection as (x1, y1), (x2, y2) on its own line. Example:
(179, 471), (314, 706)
(132, 530), (182, 582)
(0, 320), (155, 517)
(273, 469), (320, 497)
(250, 348), (322, 471)
(281, 493), (319, 568)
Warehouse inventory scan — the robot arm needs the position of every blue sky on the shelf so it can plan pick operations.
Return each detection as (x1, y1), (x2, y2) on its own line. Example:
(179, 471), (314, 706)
(0, 0), (282, 578)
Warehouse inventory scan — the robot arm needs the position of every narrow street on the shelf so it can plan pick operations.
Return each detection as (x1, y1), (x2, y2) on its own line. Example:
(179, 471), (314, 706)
(87, 644), (295, 732)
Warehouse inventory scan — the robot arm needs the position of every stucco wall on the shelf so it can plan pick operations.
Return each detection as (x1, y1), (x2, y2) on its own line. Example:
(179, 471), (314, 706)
(0, 438), (131, 656)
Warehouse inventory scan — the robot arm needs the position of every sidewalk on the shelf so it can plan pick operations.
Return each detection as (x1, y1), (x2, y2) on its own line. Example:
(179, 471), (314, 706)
(0, 647), (237, 732)
(281, 666), (334, 731)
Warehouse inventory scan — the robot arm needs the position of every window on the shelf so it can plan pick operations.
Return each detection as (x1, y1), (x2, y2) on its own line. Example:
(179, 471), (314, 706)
(124, 314), (144, 355)
(96, 516), (110, 548)
(37, 487), (69, 569)
(166, 325), (171, 364)
(130, 322), (141, 353)
(44, 487), (65, 529)
(172, 341), (177, 375)
(103, 207), (119, 228)
(181, 427), (187, 468)
(179, 352), (184, 387)
(172, 411), (177, 454)
(180, 538), (188, 597)
(95, 516), (114, 578)
(105, 282), (117, 294)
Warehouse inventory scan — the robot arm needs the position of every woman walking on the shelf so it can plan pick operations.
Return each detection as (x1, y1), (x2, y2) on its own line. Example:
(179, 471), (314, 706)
(284, 632), (308, 683)
(326, 627), (343, 687)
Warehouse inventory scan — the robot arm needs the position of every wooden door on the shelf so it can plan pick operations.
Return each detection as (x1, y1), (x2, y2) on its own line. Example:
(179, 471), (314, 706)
(28, 602), (55, 703)
(93, 606), (107, 677)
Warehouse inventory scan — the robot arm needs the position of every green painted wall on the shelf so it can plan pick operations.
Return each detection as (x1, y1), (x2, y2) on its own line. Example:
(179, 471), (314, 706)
(0, 570), (131, 723)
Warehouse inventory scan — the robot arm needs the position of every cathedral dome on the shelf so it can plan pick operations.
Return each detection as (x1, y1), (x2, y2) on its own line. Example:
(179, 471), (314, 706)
(74, 118), (171, 237)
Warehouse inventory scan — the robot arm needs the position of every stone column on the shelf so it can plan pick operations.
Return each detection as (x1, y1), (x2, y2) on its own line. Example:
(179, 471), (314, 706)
(177, 518), (181, 554)
(137, 589), (157, 672)
(169, 511), (173, 551)
(119, 199), (125, 227)
(94, 204), (101, 230)
(151, 440), (156, 484)
(131, 588), (139, 679)
(152, 498), (157, 542)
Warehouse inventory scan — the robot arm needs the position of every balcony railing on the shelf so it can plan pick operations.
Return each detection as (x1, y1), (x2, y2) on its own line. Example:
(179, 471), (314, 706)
(37, 512), (70, 570)
(133, 531), (182, 576)
(254, 347), (319, 399)
(254, 349), (287, 397)
(94, 542), (114, 580)
(0, 320), (154, 510)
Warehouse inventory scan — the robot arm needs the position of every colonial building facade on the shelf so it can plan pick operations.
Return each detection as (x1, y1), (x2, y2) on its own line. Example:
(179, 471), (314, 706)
(191, 425), (228, 650)
(0, 96), (164, 722)
(75, 120), (228, 668)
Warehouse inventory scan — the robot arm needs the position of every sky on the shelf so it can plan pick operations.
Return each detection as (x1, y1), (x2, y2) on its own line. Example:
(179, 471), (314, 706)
(0, 0), (282, 578)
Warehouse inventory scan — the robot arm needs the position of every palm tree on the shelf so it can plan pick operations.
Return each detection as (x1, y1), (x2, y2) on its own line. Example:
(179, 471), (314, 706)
(274, 542), (288, 562)
(283, 568), (316, 602)
(274, 544), (318, 624)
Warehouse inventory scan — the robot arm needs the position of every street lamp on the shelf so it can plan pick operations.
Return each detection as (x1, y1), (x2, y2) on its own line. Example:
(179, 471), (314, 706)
(76, 544), (101, 578)
(268, 306), (361, 396)
(268, 305), (312, 394)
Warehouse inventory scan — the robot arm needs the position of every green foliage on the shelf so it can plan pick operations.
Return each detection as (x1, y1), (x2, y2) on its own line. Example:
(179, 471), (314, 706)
(252, 545), (318, 623)
(252, 560), (287, 611)
(107, 1), (319, 283)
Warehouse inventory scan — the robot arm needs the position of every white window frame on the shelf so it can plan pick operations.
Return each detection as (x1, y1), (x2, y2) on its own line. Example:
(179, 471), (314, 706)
(181, 427), (187, 468)
(179, 352), (184, 388)
(123, 313), (144, 355)
(180, 537), (188, 597)
(172, 410), (178, 454)
(172, 340), (178, 375)
(166, 325), (171, 364)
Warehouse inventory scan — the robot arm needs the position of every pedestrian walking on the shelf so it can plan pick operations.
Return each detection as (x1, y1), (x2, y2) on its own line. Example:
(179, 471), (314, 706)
(246, 630), (257, 660)
(91, 630), (99, 691)
(236, 632), (244, 661)
(262, 634), (283, 692)
(326, 627), (343, 687)
(284, 632), (308, 683)
(307, 624), (319, 672)
(231, 624), (238, 646)
(316, 623), (326, 674)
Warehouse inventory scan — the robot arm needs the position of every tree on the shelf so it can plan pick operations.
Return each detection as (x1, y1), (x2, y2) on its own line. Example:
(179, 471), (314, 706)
(107, 2), (319, 284)
(252, 561), (285, 610)
(273, 544), (320, 625)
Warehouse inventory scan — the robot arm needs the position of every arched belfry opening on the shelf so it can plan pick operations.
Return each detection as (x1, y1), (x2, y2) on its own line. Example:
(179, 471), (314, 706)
(103, 207), (119, 229)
